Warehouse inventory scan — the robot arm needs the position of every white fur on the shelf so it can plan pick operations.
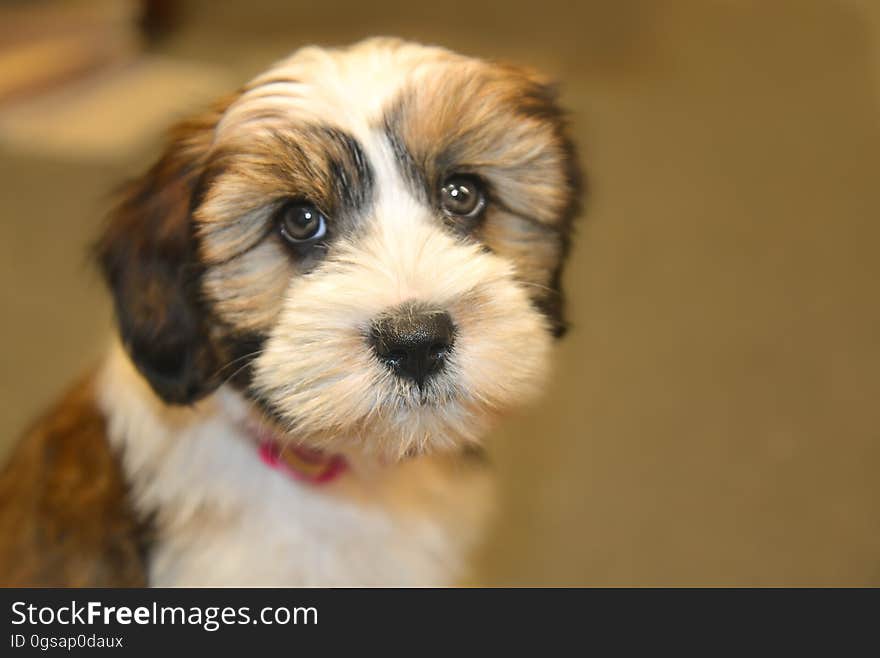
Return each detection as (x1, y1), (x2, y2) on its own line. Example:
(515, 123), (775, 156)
(217, 38), (464, 141)
(99, 343), (492, 586)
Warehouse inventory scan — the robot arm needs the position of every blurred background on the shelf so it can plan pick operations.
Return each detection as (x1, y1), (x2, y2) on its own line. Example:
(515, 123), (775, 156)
(1, 0), (878, 585)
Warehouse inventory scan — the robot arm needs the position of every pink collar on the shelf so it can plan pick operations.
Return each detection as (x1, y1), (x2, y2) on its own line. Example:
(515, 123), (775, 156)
(258, 438), (348, 485)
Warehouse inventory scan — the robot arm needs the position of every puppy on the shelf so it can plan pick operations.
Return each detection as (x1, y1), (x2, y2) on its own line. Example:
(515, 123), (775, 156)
(0, 38), (580, 586)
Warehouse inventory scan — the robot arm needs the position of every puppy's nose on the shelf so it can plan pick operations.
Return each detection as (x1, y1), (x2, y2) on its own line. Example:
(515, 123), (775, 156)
(370, 308), (456, 386)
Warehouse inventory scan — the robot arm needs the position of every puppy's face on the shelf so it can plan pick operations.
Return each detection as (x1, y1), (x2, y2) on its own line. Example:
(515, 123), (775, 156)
(99, 39), (580, 460)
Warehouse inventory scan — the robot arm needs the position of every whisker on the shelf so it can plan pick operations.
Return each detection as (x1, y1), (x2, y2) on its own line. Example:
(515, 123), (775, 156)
(518, 281), (557, 294)
(217, 358), (264, 388)
(212, 349), (266, 379)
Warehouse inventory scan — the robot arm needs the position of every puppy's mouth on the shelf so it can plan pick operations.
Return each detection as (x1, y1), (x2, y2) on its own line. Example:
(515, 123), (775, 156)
(391, 380), (458, 407)
(257, 437), (348, 485)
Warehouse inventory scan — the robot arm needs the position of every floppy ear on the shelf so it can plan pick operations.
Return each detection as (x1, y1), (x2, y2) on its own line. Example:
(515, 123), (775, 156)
(96, 108), (224, 405)
(545, 130), (582, 341)
(536, 80), (583, 341)
(515, 68), (584, 341)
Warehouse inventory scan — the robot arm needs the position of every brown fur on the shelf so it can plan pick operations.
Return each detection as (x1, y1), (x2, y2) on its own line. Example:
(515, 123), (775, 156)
(0, 376), (149, 587)
(383, 63), (577, 228)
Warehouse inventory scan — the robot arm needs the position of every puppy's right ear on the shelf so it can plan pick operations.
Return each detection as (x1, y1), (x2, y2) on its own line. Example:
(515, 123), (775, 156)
(96, 106), (225, 405)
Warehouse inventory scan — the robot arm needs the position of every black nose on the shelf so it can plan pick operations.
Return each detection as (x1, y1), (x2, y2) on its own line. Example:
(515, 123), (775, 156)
(370, 308), (456, 386)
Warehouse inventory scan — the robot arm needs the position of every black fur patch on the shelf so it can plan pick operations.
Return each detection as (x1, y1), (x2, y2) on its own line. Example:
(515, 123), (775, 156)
(215, 332), (268, 392)
(319, 126), (374, 215)
(96, 130), (222, 405)
(382, 105), (430, 204)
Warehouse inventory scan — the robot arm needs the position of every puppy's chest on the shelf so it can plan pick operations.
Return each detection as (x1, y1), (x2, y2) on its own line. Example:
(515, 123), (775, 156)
(101, 358), (492, 586)
(148, 467), (490, 587)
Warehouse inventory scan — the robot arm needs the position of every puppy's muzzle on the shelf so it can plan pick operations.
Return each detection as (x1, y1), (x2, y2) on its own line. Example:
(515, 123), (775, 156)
(370, 305), (456, 387)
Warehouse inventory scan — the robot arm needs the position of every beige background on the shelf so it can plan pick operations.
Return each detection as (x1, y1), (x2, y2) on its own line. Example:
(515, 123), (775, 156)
(1, 0), (878, 585)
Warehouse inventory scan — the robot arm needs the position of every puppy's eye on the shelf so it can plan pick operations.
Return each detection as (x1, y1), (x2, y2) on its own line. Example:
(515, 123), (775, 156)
(440, 175), (486, 218)
(276, 201), (327, 244)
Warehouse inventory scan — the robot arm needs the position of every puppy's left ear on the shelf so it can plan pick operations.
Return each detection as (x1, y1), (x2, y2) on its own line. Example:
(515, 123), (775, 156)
(96, 107), (225, 405)
(513, 67), (584, 339)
